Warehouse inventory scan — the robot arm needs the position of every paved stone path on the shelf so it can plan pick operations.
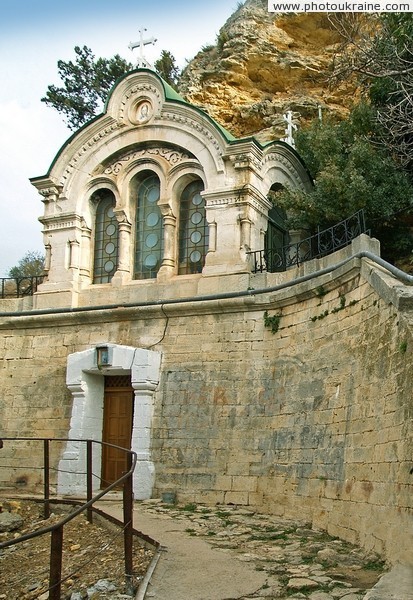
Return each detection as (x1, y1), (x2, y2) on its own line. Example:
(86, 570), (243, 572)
(119, 500), (388, 600)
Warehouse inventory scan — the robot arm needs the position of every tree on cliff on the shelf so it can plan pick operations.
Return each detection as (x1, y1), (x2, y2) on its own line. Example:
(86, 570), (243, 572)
(154, 50), (180, 89)
(276, 104), (413, 263)
(331, 13), (413, 170)
(42, 46), (181, 130)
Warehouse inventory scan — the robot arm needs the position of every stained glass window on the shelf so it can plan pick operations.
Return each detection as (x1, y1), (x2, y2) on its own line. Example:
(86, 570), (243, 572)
(93, 191), (119, 284)
(178, 180), (207, 275)
(134, 174), (163, 280)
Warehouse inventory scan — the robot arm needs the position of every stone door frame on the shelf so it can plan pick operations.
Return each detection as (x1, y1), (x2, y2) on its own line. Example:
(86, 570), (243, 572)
(58, 344), (161, 499)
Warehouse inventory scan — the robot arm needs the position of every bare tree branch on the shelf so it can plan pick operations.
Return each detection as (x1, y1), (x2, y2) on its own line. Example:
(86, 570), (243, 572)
(328, 13), (413, 170)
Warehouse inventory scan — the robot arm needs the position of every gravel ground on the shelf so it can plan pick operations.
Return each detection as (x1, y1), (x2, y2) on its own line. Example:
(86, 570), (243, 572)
(0, 499), (155, 599)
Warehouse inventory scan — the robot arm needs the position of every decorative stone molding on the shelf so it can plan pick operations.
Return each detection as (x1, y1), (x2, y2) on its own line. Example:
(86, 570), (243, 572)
(37, 185), (63, 204)
(60, 122), (123, 186)
(262, 151), (308, 191)
(227, 152), (262, 172)
(224, 140), (263, 171)
(113, 209), (131, 225)
(133, 100), (153, 125)
(118, 84), (162, 124)
(204, 185), (271, 217)
(40, 213), (83, 233)
(86, 176), (118, 193)
(160, 111), (225, 171)
(41, 220), (76, 231)
(103, 147), (193, 176)
(263, 152), (294, 171)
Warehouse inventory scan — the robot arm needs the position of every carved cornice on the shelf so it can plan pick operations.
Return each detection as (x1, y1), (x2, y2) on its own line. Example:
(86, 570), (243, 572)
(159, 111), (224, 171)
(38, 185), (63, 203)
(39, 213), (83, 232)
(225, 142), (263, 172)
(60, 122), (123, 186)
(262, 151), (307, 191)
(263, 152), (292, 167)
(203, 185), (271, 217)
(103, 147), (192, 176)
(228, 152), (262, 171)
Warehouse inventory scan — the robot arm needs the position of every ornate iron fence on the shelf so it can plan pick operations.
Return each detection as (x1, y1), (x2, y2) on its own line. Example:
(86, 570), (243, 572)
(248, 210), (368, 273)
(0, 276), (44, 299)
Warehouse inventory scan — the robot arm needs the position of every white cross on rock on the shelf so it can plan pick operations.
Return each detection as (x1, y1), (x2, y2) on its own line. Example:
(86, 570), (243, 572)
(281, 110), (298, 148)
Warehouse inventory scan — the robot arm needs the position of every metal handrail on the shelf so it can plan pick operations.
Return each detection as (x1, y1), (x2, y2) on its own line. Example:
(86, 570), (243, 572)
(0, 437), (137, 599)
(248, 210), (369, 273)
(0, 276), (44, 298)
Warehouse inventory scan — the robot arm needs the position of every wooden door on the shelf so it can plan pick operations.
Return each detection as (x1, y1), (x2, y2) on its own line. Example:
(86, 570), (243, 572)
(101, 376), (134, 487)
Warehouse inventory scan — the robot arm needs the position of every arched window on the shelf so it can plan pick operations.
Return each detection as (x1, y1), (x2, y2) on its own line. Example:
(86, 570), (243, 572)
(178, 180), (207, 275)
(133, 173), (163, 280)
(265, 183), (289, 272)
(93, 191), (119, 283)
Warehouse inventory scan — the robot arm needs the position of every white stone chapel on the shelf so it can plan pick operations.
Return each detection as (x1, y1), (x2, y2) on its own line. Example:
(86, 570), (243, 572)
(30, 68), (312, 310)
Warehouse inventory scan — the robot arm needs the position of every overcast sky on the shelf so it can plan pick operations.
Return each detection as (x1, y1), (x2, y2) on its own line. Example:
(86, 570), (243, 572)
(0, 0), (240, 276)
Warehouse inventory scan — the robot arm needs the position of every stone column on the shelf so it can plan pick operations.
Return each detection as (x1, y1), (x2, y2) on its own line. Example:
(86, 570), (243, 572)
(240, 216), (252, 250)
(158, 207), (176, 280)
(208, 220), (217, 253)
(118, 221), (132, 273)
(112, 211), (132, 284)
(44, 243), (52, 275)
(69, 239), (80, 270)
(79, 221), (92, 283)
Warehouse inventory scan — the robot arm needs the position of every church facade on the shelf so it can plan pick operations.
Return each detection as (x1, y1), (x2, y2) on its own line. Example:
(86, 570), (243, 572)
(30, 69), (312, 309)
(1, 69), (412, 567)
(27, 67), (312, 500)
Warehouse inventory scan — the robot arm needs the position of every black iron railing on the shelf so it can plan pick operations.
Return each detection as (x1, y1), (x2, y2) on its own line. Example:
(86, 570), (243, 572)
(248, 210), (369, 273)
(0, 276), (44, 299)
(0, 437), (146, 599)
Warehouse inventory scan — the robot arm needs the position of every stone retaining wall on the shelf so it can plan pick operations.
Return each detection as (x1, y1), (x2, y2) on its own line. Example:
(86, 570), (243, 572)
(0, 255), (412, 566)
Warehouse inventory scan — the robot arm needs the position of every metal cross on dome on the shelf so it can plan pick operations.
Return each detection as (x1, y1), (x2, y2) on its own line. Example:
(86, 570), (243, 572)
(129, 29), (157, 68)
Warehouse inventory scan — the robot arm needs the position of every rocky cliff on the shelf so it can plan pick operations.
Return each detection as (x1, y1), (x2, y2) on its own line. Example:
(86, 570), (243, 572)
(180, 0), (356, 143)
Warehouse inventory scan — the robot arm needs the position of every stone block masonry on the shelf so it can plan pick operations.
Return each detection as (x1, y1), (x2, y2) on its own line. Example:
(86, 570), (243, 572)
(0, 256), (412, 567)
